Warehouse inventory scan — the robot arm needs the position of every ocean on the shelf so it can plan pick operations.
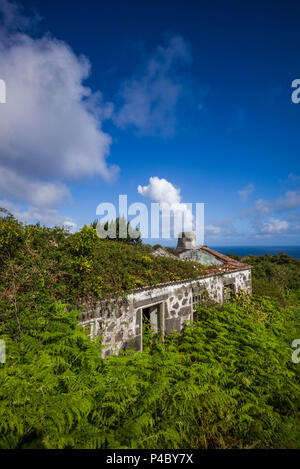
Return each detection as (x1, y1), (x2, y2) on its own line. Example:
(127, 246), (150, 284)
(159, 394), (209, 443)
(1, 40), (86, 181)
(210, 246), (300, 259)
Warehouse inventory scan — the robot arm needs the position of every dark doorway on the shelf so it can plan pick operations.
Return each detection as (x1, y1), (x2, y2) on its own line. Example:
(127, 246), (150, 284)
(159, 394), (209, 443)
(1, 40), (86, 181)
(223, 284), (235, 302)
(142, 304), (161, 332)
(142, 303), (164, 350)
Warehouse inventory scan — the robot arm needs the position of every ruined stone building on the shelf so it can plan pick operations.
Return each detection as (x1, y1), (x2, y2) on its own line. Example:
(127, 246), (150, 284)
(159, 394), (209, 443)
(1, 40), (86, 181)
(81, 232), (252, 357)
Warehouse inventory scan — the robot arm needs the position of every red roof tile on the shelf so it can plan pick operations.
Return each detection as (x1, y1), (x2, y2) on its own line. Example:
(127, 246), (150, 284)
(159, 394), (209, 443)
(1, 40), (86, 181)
(200, 245), (252, 270)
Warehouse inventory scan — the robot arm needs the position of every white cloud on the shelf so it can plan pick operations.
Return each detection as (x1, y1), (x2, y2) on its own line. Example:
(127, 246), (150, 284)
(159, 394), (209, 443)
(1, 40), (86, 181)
(240, 181), (300, 238)
(0, 1), (118, 217)
(254, 198), (271, 215)
(137, 178), (238, 241)
(0, 198), (77, 229)
(138, 176), (181, 206)
(0, 166), (69, 207)
(62, 219), (78, 233)
(249, 186), (300, 217)
(138, 176), (194, 231)
(114, 35), (192, 137)
(238, 183), (254, 201)
(259, 217), (289, 235)
(204, 218), (236, 238)
(275, 188), (300, 211)
(205, 224), (221, 235)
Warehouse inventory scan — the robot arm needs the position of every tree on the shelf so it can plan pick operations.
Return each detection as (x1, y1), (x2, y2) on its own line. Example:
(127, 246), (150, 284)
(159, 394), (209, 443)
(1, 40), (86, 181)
(91, 216), (142, 245)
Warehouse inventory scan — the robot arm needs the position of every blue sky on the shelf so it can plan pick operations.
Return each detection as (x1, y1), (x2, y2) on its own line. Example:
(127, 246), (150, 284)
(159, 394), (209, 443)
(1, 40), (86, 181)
(0, 0), (300, 245)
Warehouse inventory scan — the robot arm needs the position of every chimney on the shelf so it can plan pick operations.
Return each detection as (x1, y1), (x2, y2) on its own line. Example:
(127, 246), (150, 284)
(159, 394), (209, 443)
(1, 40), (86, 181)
(175, 232), (196, 255)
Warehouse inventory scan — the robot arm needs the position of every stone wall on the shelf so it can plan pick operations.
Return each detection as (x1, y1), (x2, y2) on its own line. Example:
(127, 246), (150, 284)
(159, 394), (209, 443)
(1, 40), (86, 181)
(80, 268), (252, 357)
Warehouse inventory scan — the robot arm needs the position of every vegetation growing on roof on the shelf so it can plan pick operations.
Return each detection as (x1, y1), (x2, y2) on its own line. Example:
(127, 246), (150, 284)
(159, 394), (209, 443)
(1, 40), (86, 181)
(0, 210), (209, 336)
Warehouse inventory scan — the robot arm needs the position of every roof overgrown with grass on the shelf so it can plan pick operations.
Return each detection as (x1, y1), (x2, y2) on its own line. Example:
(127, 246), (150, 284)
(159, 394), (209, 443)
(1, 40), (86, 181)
(0, 209), (252, 321)
(0, 211), (210, 310)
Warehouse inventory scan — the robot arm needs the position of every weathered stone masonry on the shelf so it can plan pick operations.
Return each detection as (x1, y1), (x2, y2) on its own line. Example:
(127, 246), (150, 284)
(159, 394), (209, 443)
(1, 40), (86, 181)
(80, 235), (252, 357)
(80, 265), (252, 357)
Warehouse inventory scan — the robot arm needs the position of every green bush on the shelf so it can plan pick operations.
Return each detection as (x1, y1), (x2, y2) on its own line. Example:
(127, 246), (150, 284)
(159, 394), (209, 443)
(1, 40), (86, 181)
(0, 211), (207, 338)
(1, 211), (300, 448)
(1, 294), (299, 448)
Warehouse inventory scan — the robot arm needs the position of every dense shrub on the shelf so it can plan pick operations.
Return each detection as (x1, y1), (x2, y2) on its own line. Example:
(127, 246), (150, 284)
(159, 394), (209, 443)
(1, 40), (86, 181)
(243, 254), (300, 299)
(0, 212), (208, 334)
(0, 211), (300, 448)
(0, 294), (299, 449)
